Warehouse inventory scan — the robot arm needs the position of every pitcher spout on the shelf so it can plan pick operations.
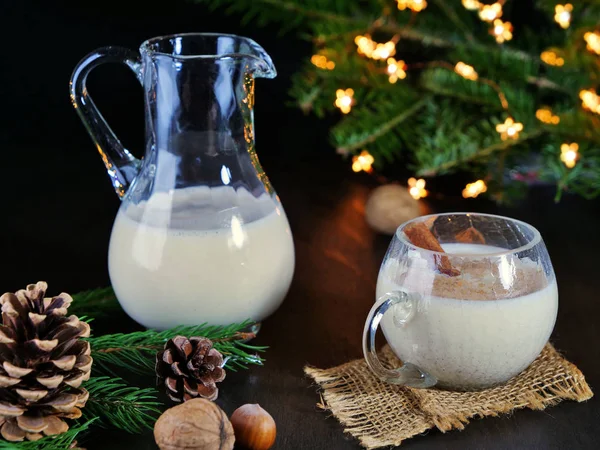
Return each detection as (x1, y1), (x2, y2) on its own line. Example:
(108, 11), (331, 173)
(140, 33), (277, 78)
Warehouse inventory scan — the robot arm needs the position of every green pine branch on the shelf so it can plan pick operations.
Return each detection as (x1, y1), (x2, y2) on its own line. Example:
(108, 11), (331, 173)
(82, 377), (162, 434)
(334, 97), (430, 155)
(0, 420), (95, 450)
(89, 321), (265, 376)
(70, 287), (121, 318)
(186, 0), (600, 199)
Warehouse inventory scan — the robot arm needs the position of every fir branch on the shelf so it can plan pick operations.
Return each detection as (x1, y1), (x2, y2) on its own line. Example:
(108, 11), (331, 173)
(82, 377), (161, 434)
(70, 287), (121, 318)
(0, 420), (95, 450)
(89, 321), (265, 376)
(336, 97), (430, 154)
(419, 130), (545, 176)
(431, 0), (475, 42)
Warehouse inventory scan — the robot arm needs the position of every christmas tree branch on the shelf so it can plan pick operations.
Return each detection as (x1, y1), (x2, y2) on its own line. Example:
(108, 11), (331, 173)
(431, 0), (475, 42)
(256, 0), (367, 26)
(82, 377), (161, 434)
(0, 420), (95, 450)
(89, 321), (265, 376)
(336, 97), (430, 154)
(70, 287), (121, 318)
(419, 130), (545, 176)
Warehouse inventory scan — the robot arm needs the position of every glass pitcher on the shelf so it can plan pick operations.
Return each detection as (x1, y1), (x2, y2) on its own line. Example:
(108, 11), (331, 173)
(70, 33), (295, 331)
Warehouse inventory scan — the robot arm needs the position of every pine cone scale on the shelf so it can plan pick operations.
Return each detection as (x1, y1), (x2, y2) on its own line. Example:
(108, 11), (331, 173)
(17, 415), (48, 433)
(157, 336), (226, 403)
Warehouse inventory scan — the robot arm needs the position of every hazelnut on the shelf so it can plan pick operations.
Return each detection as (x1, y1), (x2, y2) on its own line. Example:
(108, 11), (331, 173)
(154, 398), (234, 450)
(230, 404), (276, 450)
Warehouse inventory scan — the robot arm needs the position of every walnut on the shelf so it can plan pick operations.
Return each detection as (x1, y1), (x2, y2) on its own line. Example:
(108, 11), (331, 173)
(154, 399), (235, 450)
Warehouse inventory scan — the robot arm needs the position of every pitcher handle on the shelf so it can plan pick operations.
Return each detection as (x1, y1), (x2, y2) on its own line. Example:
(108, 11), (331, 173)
(362, 292), (436, 388)
(69, 47), (143, 198)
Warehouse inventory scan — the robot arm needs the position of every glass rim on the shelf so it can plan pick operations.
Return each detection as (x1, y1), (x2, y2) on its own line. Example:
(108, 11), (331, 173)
(396, 212), (542, 257)
(140, 32), (264, 60)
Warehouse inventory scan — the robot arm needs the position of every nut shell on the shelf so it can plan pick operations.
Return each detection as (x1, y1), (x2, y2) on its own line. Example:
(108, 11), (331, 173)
(230, 404), (276, 450)
(365, 184), (422, 235)
(154, 399), (234, 450)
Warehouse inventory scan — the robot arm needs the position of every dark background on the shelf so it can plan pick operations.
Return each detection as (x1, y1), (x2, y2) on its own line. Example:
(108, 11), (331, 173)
(2, 1), (600, 449)
(2, 0), (318, 293)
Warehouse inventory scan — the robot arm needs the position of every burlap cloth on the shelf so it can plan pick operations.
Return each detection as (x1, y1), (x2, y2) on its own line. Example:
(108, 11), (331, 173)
(304, 344), (593, 449)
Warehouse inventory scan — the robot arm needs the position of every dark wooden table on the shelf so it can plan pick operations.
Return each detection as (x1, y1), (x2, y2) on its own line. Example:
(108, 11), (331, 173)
(3, 1), (600, 448)
(5, 153), (600, 450)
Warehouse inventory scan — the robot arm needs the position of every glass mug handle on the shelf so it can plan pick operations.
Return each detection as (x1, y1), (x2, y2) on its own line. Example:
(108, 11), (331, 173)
(69, 47), (143, 198)
(362, 291), (436, 388)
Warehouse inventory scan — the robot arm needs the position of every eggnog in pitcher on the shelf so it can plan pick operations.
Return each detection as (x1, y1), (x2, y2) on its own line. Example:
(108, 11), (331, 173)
(108, 186), (295, 330)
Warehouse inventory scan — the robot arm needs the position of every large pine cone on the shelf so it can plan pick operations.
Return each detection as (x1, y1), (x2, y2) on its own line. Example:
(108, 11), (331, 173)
(0, 282), (92, 441)
(156, 336), (226, 403)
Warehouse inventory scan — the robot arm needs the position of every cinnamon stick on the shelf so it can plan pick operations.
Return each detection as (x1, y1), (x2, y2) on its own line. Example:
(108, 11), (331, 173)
(455, 226), (486, 245)
(404, 222), (460, 276)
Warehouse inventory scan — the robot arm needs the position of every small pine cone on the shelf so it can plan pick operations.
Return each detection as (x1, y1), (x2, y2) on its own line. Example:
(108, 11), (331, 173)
(0, 282), (92, 441)
(156, 336), (226, 403)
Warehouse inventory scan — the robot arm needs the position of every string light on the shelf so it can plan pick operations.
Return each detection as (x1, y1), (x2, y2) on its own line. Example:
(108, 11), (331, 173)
(496, 117), (524, 140)
(462, 0), (480, 10)
(335, 88), (355, 114)
(352, 150), (375, 173)
(491, 19), (513, 43)
(584, 32), (600, 55)
(396, 0), (427, 12)
(554, 4), (573, 29)
(354, 35), (396, 60)
(580, 89), (600, 114)
(536, 108), (560, 125)
(408, 177), (428, 199)
(479, 3), (502, 22)
(560, 143), (579, 168)
(540, 50), (565, 66)
(311, 54), (335, 70)
(454, 62), (478, 80)
(387, 58), (407, 83)
(462, 180), (488, 198)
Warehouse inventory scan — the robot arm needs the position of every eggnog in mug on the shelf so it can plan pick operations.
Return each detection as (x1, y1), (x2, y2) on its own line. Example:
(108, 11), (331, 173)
(376, 242), (558, 390)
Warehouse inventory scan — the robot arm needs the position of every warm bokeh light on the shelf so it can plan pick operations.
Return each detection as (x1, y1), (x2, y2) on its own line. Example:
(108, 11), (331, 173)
(408, 177), (428, 199)
(352, 150), (375, 173)
(560, 143), (579, 169)
(387, 58), (407, 83)
(354, 35), (396, 60)
(396, 0), (427, 12)
(491, 19), (513, 43)
(311, 54), (335, 70)
(454, 62), (478, 80)
(540, 50), (565, 66)
(462, 0), (480, 10)
(496, 117), (524, 140)
(554, 4), (573, 29)
(580, 89), (600, 115)
(462, 180), (488, 198)
(536, 108), (560, 125)
(335, 88), (355, 114)
(479, 3), (502, 22)
(584, 32), (600, 55)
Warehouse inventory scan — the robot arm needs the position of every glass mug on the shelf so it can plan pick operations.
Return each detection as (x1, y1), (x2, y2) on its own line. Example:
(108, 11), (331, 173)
(363, 213), (558, 390)
(70, 33), (295, 331)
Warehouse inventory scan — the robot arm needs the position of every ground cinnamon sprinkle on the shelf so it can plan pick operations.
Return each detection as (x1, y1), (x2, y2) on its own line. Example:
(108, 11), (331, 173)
(430, 258), (548, 300)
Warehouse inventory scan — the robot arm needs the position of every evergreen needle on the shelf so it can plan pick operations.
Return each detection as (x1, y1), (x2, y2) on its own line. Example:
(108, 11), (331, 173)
(88, 321), (266, 376)
(82, 377), (162, 434)
(0, 419), (95, 450)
